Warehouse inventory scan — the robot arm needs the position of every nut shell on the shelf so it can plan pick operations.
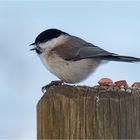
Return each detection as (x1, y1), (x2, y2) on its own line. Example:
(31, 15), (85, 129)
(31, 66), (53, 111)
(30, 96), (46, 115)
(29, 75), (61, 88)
(98, 78), (113, 86)
(115, 80), (128, 87)
(132, 82), (140, 88)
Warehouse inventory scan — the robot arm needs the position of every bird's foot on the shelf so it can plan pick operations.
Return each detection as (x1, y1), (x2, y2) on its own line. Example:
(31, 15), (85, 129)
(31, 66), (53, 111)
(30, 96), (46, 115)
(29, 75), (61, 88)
(41, 80), (64, 93)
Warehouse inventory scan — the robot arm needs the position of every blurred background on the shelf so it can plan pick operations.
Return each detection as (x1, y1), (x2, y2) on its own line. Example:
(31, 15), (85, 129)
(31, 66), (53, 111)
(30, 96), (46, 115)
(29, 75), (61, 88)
(0, 1), (140, 139)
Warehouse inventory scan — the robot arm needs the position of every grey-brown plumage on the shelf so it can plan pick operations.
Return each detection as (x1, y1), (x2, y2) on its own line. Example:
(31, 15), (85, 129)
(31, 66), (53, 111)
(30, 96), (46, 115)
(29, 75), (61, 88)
(30, 29), (140, 83)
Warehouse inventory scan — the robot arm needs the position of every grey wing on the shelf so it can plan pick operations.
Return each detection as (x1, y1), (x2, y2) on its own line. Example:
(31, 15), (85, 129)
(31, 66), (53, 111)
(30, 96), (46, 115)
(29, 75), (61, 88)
(76, 43), (116, 60)
(78, 43), (140, 62)
(52, 36), (116, 61)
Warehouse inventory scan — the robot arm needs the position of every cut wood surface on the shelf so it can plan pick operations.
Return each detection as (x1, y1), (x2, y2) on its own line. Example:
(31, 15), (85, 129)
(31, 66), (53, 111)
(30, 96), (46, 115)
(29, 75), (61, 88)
(37, 84), (140, 139)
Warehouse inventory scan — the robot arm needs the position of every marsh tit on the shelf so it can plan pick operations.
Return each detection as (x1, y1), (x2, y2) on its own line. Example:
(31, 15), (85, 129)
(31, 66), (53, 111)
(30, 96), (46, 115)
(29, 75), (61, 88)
(30, 28), (140, 83)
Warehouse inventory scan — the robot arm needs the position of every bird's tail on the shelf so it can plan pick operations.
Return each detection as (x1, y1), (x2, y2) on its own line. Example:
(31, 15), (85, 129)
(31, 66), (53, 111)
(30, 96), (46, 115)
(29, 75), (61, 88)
(104, 55), (140, 62)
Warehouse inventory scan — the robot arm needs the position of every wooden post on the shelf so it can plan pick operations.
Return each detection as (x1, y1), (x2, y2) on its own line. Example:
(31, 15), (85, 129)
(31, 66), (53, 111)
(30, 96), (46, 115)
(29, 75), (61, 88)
(37, 85), (140, 139)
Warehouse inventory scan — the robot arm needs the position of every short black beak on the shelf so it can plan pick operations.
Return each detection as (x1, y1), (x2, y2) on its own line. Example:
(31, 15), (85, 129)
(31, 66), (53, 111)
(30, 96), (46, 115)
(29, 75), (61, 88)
(29, 42), (36, 51)
(29, 42), (36, 46)
(30, 47), (37, 51)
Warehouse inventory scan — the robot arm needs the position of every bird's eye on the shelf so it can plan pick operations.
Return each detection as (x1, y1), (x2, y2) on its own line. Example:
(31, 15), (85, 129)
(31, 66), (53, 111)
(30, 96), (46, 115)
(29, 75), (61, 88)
(36, 45), (42, 50)
(35, 47), (42, 54)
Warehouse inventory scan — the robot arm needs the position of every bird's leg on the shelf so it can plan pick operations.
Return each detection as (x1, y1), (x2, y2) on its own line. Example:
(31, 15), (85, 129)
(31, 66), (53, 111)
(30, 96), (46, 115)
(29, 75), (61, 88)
(41, 80), (64, 93)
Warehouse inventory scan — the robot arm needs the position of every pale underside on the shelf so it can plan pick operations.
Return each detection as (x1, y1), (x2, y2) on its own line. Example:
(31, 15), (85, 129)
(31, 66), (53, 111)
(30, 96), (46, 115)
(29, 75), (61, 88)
(40, 52), (101, 83)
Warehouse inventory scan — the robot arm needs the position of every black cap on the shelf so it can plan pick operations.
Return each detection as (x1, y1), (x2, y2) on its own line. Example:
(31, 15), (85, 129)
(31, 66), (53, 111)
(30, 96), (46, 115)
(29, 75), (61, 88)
(30, 28), (69, 45)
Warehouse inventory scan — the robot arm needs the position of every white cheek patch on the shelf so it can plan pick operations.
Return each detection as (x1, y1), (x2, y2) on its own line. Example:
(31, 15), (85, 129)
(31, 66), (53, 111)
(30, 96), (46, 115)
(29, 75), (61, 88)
(38, 35), (69, 52)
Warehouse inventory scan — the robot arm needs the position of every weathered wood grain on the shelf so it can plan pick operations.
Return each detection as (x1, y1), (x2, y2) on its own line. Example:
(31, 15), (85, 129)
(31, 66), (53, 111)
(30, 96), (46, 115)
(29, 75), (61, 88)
(37, 85), (140, 139)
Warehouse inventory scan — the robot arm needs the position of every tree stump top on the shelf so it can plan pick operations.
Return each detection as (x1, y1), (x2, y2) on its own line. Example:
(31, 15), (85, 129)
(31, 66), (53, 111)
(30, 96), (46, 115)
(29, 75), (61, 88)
(37, 84), (140, 139)
(39, 84), (140, 102)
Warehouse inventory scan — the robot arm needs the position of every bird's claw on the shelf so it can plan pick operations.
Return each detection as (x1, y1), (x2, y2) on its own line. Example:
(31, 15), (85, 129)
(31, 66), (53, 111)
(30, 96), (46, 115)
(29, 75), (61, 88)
(41, 80), (64, 93)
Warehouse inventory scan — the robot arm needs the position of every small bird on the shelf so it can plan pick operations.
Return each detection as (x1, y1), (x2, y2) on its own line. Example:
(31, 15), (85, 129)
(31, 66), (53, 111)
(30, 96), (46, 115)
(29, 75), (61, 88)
(30, 28), (140, 86)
